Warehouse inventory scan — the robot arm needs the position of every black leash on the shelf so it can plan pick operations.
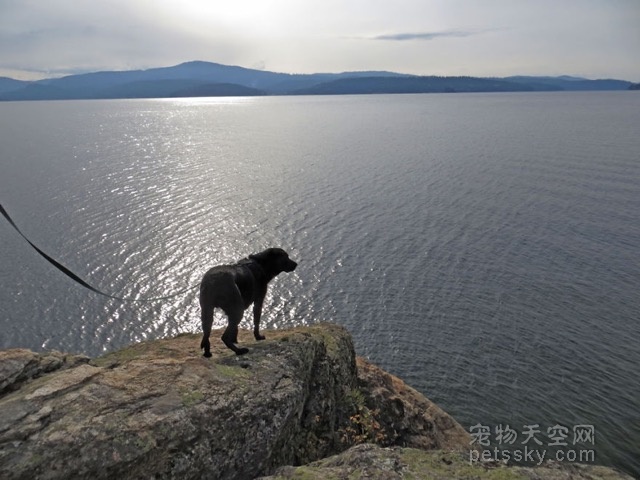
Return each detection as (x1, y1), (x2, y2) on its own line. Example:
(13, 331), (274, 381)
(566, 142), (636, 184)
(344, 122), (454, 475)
(1, 203), (198, 302)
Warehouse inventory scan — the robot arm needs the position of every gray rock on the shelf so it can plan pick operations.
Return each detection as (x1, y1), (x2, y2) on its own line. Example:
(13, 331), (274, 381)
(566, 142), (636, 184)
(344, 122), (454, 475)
(354, 357), (470, 451)
(0, 349), (90, 395)
(0, 325), (468, 479)
(1, 325), (627, 480)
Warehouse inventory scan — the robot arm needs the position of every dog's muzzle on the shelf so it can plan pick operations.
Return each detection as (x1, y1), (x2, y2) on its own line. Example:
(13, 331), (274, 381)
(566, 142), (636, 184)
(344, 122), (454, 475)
(286, 260), (298, 272)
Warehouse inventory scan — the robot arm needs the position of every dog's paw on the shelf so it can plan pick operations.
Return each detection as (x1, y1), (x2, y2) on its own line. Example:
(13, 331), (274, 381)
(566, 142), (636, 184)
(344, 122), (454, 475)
(236, 347), (250, 355)
(255, 334), (266, 341)
(203, 352), (212, 358)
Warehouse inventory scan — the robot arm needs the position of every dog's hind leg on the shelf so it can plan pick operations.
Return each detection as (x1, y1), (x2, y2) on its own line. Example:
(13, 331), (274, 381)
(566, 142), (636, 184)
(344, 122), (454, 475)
(221, 307), (249, 355)
(200, 304), (214, 358)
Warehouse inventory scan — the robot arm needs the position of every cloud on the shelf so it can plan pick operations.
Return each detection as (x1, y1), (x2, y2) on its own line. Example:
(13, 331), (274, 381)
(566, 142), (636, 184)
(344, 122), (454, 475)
(370, 29), (487, 41)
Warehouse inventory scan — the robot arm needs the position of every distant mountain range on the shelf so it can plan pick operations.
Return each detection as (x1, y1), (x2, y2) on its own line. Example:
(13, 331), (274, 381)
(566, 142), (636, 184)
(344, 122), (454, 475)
(0, 61), (636, 101)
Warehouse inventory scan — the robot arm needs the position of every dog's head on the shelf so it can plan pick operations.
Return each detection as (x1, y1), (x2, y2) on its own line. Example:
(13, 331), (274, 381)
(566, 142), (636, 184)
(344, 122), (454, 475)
(249, 248), (297, 275)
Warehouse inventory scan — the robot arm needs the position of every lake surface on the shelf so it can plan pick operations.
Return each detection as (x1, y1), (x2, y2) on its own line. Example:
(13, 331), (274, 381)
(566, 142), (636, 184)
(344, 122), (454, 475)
(1, 92), (639, 476)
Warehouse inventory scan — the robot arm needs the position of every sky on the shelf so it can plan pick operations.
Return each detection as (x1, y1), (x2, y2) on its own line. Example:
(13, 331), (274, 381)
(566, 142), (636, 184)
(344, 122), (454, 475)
(1, 0), (639, 81)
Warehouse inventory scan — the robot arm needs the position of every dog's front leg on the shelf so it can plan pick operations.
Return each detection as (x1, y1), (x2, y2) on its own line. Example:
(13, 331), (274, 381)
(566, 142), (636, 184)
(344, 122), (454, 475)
(253, 297), (266, 341)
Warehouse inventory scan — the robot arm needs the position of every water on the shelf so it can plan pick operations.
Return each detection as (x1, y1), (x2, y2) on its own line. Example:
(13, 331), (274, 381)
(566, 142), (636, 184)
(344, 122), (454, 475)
(1, 93), (639, 476)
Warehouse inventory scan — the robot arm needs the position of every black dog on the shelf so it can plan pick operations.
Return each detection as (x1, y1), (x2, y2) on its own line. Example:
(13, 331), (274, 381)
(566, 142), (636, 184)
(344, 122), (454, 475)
(199, 248), (298, 357)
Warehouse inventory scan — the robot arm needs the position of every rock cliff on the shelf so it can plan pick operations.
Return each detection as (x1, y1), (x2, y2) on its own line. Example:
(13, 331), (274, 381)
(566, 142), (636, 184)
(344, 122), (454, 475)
(0, 324), (631, 479)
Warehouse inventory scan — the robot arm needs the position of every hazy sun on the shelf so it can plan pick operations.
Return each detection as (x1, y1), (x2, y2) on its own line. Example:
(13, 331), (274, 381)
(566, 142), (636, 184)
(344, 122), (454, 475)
(154, 0), (281, 36)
